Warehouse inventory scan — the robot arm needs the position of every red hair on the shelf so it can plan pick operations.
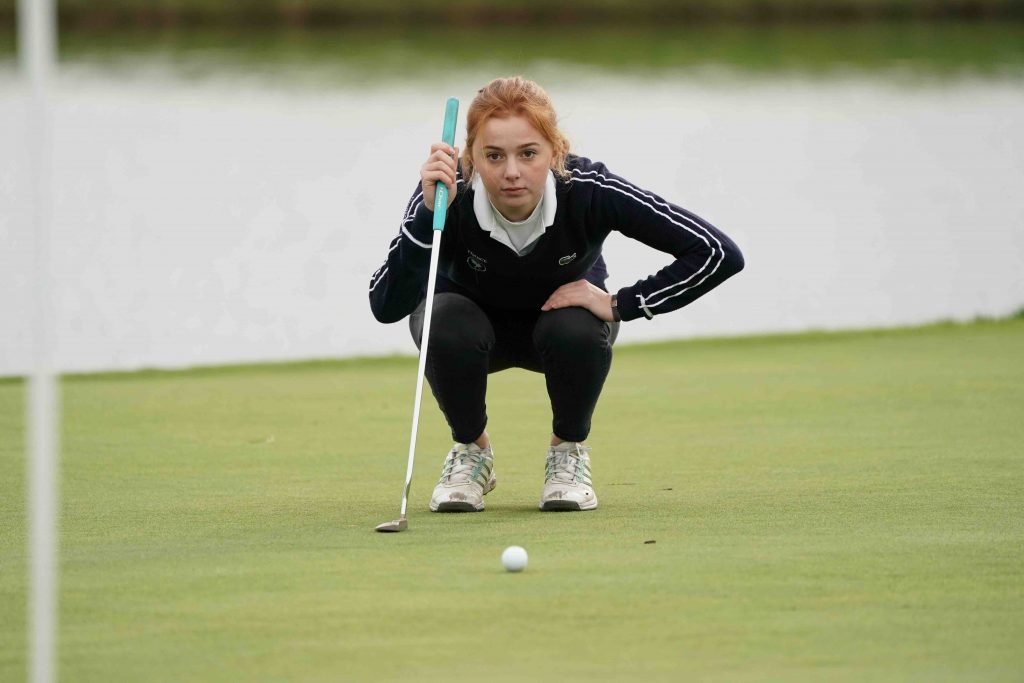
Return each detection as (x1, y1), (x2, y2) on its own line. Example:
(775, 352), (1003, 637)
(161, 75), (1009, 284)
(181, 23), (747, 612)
(462, 76), (571, 184)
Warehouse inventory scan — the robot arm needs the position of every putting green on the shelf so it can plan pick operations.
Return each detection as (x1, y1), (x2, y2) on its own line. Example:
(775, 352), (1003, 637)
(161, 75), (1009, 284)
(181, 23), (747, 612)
(1, 318), (1022, 681)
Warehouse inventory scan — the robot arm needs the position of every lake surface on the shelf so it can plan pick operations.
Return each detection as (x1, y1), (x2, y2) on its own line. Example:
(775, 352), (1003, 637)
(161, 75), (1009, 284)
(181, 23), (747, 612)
(2, 26), (1023, 374)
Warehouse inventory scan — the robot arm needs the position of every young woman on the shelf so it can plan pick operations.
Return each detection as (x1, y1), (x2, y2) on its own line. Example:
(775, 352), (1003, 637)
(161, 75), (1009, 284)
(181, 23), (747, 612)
(369, 76), (744, 513)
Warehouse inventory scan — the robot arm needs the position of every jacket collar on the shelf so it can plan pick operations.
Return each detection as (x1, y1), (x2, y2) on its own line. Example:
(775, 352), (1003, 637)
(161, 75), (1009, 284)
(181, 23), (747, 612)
(472, 171), (558, 252)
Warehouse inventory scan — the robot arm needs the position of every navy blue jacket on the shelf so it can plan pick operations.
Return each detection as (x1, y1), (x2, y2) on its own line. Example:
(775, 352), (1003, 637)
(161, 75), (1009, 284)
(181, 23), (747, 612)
(369, 155), (743, 323)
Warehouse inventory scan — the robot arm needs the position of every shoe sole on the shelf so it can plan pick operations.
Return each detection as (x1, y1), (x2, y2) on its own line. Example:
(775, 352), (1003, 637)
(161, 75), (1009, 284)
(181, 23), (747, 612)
(430, 477), (497, 513)
(539, 498), (598, 512)
(434, 501), (482, 512)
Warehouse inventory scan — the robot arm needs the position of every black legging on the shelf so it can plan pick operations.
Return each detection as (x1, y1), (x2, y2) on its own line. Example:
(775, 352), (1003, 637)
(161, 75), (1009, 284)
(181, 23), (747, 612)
(410, 292), (619, 444)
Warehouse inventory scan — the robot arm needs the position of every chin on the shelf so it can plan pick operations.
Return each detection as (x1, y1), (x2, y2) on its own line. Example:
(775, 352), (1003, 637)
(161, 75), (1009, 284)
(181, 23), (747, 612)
(499, 200), (532, 216)
(506, 195), (529, 204)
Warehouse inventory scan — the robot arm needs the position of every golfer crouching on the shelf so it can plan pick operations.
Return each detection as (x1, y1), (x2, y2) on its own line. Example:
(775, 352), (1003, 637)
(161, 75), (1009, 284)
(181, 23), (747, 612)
(369, 76), (744, 513)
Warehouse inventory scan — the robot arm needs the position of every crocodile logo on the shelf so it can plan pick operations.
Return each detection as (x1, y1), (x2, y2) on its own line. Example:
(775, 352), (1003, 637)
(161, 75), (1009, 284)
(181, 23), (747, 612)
(558, 253), (577, 266)
(467, 250), (487, 272)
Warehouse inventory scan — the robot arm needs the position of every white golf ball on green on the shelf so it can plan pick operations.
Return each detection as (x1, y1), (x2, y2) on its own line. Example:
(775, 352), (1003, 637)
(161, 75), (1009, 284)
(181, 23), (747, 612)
(501, 545), (528, 572)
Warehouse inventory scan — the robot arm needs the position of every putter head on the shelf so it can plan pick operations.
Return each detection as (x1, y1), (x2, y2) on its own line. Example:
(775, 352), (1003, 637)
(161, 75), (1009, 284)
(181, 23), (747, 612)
(374, 517), (408, 533)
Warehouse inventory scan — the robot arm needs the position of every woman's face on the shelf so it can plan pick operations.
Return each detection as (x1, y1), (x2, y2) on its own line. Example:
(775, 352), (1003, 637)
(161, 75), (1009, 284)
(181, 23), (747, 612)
(471, 114), (555, 222)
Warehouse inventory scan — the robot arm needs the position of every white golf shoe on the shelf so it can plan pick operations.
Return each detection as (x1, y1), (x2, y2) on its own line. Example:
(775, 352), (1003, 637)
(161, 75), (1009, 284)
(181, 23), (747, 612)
(539, 441), (598, 511)
(429, 443), (497, 512)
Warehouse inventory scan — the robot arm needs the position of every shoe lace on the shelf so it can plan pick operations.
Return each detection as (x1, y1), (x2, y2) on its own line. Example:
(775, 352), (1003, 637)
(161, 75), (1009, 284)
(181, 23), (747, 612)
(440, 448), (488, 484)
(545, 444), (589, 484)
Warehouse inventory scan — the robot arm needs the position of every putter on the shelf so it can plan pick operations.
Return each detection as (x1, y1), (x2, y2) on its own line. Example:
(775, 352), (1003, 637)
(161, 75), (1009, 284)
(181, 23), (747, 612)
(376, 97), (460, 533)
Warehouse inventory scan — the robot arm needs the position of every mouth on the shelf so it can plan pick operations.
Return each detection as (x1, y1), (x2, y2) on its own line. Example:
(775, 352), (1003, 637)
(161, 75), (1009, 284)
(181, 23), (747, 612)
(502, 187), (527, 195)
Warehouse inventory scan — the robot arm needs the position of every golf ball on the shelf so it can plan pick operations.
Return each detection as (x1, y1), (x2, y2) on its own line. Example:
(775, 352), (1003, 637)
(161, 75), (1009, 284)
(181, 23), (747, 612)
(501, 545), (528, 572)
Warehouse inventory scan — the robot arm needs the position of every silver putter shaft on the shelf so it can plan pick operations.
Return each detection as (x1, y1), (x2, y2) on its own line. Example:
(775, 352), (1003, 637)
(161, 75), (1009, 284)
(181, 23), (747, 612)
(374, 221), (445, 533)
(376, 97), (459, 534)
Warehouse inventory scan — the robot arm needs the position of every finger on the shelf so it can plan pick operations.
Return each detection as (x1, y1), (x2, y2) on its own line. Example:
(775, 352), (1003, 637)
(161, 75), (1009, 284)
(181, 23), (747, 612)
(425, 163), (456, 183)
(421, 174), (446, 192)
(430, 155), (458, 178)
(543, 297), (567, 311)
(429, 152), (457, 169)
(424, 166), (457, 187)
(429, 142), (455, 156)
(429, 169), (457, 196)
(426, 174), (456, 195)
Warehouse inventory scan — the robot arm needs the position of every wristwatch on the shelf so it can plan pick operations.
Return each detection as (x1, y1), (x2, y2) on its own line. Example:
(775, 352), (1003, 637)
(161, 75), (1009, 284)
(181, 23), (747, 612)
(610, 294), (621, 322)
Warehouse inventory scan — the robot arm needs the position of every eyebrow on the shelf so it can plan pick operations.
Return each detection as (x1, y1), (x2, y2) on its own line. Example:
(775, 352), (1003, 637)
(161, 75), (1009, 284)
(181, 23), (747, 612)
(483, 143), (541, 151)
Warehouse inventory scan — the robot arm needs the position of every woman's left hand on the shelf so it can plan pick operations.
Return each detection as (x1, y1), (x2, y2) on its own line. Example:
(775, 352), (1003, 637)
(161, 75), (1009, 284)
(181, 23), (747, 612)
(541, 280), (615, 322)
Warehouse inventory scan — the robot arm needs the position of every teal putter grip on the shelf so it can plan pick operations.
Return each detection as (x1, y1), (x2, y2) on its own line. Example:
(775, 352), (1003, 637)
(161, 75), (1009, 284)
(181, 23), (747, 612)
(432, 97), (460, 231)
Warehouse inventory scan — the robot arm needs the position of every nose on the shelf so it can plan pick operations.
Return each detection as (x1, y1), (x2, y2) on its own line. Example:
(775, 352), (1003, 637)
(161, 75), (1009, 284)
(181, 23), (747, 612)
(505, 157), (520, 180)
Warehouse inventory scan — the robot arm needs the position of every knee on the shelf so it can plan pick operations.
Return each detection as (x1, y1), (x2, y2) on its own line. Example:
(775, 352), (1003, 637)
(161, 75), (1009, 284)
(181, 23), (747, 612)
(422, 294), (493, 353)
(533, 307), (610, 355)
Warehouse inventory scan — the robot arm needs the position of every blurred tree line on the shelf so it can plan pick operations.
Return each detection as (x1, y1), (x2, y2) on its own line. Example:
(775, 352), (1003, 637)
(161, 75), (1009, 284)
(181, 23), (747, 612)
(1, 0), (1021, 28)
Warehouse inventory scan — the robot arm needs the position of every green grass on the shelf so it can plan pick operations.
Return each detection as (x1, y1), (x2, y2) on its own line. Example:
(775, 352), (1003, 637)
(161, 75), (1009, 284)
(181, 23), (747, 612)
(2, 319), (1023, 681)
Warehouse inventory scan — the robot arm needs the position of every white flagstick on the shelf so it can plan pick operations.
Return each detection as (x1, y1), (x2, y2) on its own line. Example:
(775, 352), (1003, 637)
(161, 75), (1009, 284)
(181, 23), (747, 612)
(20, 0), (59, 680)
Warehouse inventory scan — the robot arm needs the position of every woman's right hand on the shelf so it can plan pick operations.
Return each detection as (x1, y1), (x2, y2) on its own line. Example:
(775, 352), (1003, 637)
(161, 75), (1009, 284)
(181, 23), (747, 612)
(420, 143), (460, 213)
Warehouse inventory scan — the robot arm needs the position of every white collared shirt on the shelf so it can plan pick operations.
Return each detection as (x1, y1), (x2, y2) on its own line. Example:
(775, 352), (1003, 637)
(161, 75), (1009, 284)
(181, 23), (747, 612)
(473, 171), (558, 256)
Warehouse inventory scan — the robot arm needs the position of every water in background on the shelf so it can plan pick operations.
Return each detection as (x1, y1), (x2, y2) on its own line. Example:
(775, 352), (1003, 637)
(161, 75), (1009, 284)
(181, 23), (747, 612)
(2, 25), (1023, 375)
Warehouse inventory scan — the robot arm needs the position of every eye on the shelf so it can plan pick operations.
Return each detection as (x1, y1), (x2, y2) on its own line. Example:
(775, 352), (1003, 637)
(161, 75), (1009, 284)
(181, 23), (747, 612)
(522, 150), (537, 158)
(486, 153), (502, 162)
